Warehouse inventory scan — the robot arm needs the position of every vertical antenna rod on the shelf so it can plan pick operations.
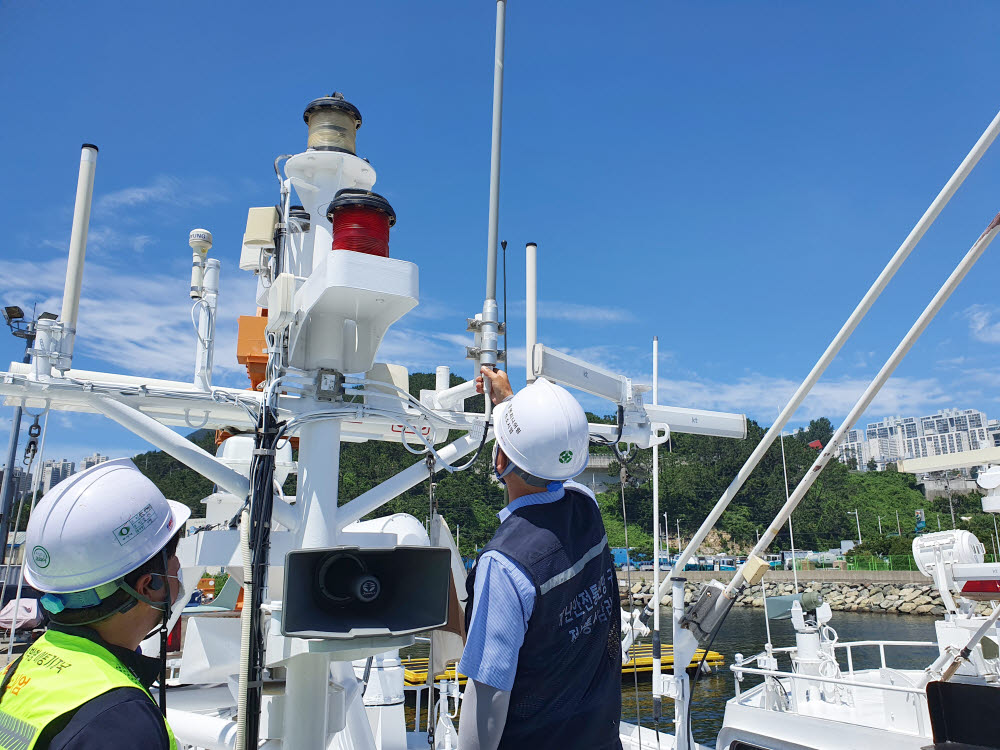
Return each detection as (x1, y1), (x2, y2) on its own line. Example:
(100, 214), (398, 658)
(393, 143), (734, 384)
(651, 336), (662, 707)
(479, 0), (507, 416)
(525, 242), (538, 384)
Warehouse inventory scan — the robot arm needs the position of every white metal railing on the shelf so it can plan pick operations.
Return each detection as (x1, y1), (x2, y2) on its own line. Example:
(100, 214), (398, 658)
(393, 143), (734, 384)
(732, 640), (938, 698)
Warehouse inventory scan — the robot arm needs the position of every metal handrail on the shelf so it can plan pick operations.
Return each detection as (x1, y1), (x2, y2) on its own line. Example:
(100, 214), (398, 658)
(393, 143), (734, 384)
(733, 638), (940, 701)
(730, 664), (928, 696)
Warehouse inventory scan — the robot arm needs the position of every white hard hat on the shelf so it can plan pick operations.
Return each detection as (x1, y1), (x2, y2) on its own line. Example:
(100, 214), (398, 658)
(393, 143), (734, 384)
(24, 458), (190, 595)
(493, 378), (590, 481)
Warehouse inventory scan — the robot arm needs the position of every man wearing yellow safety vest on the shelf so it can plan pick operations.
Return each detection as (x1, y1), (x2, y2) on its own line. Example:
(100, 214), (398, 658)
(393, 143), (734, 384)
(0, 458), (190, 750)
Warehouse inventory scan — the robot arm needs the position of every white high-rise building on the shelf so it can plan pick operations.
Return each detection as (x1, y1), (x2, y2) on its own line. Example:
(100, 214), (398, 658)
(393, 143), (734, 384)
(0, 465), (32, 500)
(836, 429), (869, 468)
(41, 459), (75, 494)
(836, 408), (991, 471)
(81, 452), (109, 470)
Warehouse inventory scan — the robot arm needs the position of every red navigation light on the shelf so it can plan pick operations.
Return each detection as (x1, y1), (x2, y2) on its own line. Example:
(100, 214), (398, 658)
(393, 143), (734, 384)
(327, 189), (396, 258)
(961, 579), (1000, 601)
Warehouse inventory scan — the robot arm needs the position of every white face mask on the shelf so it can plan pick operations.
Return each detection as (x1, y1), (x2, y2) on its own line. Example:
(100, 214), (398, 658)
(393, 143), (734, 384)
(163, 574), (186, 633)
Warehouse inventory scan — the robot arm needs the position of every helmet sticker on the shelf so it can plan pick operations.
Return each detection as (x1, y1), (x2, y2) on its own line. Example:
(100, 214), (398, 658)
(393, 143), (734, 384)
(32, 546), (50, 569)
(558, 450), (573, 464)
(113, 503), (159, 547)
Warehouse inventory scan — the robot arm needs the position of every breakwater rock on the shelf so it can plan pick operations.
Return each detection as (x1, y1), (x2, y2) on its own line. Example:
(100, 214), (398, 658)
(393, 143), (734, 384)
(619, 578), (995, 617)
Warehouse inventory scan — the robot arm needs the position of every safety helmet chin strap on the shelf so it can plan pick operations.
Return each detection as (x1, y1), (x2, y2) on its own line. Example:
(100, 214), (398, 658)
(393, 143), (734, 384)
(493, 443), (565, 492)
(122, 549), (172, 717)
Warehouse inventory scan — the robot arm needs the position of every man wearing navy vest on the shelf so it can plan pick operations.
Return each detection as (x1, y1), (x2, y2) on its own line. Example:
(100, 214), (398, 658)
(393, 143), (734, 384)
(458, 368), (622, 750)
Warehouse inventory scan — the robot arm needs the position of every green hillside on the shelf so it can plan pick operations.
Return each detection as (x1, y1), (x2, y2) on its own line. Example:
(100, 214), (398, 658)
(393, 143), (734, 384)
(131, 377), (991, 559)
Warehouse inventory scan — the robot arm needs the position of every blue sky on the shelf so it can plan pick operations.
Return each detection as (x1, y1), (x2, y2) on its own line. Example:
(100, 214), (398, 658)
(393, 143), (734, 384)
(2, 1), (1000, 469)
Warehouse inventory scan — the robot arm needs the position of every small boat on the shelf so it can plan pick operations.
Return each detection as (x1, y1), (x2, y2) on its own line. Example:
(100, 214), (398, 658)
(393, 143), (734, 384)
(400, 644), (724, 686)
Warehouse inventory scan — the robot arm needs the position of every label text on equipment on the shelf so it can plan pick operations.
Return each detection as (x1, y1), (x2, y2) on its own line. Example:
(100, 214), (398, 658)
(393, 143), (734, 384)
(113, 503), (158, 546)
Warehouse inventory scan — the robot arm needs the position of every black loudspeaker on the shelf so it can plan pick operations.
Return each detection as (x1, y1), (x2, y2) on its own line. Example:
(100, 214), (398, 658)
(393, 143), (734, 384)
(282, 546), (452, 639)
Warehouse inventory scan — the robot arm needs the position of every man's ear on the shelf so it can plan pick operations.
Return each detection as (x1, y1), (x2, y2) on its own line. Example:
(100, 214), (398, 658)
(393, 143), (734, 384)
(495, 448), (508, 473)
(134, 572), (160, 599)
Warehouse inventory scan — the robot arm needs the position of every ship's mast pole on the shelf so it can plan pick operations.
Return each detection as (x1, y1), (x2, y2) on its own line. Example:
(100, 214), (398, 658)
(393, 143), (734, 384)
(651, 337), (662, 712)
(479, 0), (507, 417)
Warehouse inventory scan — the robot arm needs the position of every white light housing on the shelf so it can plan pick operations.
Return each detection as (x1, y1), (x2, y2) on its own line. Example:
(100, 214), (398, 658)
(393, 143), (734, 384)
(531, 344), (631, 403)
(644, 404), (747, 440)
(913, 530), (985, 578)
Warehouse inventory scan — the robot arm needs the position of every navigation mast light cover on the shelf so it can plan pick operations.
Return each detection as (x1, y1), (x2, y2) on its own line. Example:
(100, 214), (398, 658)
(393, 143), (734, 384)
(3, 307), (24, 325)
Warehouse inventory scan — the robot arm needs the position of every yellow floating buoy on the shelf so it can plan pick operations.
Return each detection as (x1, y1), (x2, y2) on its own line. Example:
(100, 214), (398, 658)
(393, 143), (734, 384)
(401, 645), (723, 686)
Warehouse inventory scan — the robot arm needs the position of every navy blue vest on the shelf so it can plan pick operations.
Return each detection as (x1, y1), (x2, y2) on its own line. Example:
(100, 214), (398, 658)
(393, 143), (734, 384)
(465, 489), (622, 750)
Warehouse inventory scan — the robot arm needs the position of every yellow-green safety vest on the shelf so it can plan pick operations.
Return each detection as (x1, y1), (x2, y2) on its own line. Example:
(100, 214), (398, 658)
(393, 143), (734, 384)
(0, 629), (177, 750)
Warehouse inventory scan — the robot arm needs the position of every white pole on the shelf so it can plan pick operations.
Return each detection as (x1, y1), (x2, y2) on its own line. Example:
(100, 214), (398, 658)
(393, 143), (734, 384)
(479, 0), (507, 416)
(664, 512), (669, 557)
(435, 366), (450, 393)
(338, 432), (484, 527)
(780, 432), (799, 592)
(297, 419), (343, 548)
(92, 396), (251, 499)
(525, 242), (538, 384)
(897, 510), (902, 536)
(194, 259), (220, 391)
(878, 516), (883, 536)
(761, 580), (772, 647)
(58, 144), (98, 371)
(672, 577), (692, 750)
(725, 212), (1000, 596)
(651, 336), (661, 701)
(649, 108), (1000, 613)
(284, 654), (331, 749)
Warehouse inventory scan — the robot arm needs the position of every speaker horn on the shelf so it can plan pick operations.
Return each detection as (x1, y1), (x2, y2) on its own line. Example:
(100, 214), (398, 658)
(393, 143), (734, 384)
(282, 546), (452, 639)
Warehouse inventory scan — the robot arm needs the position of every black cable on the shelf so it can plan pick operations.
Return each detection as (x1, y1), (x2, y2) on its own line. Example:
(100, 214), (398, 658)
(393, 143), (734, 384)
(589, 405), (637, 465)
(501, 240), (508, 369)
(243, 401), (279, 748)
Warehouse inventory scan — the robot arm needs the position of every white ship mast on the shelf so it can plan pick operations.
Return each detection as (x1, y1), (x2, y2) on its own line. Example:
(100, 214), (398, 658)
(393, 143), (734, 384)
(0, 5), (745, 748)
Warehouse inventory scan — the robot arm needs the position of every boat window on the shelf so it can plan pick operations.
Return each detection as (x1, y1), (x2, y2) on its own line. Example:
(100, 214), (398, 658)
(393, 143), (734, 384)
(730, 743), (774, 750)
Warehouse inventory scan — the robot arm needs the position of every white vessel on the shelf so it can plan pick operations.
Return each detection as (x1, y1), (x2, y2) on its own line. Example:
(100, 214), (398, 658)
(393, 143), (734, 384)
(3, 4), (1000, 750)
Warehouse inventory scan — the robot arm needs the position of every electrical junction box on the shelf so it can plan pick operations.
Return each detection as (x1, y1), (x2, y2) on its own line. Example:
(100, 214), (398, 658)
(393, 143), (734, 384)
(244, 206), (279, 249)
(743, 554), (770, 585)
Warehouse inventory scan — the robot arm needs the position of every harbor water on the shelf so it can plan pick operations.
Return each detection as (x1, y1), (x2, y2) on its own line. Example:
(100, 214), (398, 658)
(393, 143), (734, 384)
(407, 607), (938, 747)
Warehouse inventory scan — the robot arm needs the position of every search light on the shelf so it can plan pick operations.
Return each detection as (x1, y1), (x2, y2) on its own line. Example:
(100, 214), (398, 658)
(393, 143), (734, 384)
(3, 306), (24, 326)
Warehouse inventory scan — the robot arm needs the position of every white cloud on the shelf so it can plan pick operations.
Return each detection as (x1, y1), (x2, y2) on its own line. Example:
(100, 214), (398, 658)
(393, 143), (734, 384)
(94, 176), (226, 217)
(964, 304), (1000, 344)
(0, 256), (258, 383)
(509, 300), (636, 324)
(653, 373), (952, 423)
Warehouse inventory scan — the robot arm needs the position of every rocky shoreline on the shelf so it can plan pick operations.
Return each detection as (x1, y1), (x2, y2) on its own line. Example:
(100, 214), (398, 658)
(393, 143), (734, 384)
(620, 579), (996, 617)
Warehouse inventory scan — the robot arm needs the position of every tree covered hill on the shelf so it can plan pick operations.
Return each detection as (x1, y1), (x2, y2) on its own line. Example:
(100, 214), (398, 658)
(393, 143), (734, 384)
(130, 379), (990, 559)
